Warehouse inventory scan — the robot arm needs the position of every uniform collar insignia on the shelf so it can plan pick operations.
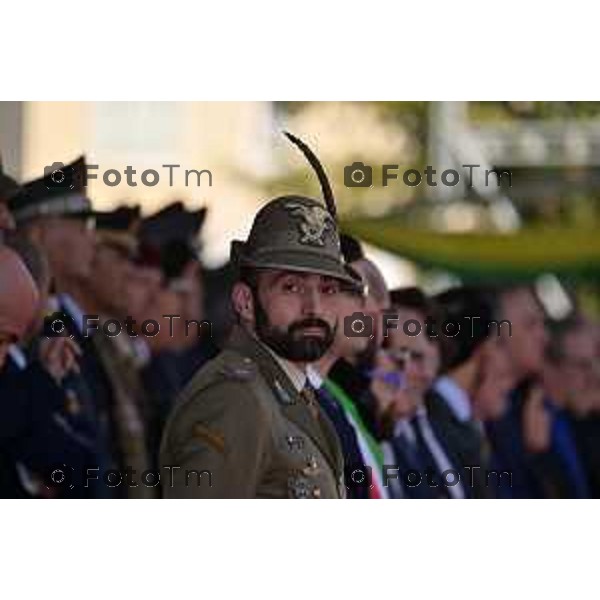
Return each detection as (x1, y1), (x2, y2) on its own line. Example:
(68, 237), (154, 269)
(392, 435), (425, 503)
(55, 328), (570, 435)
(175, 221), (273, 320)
(274, 379), (296, 405)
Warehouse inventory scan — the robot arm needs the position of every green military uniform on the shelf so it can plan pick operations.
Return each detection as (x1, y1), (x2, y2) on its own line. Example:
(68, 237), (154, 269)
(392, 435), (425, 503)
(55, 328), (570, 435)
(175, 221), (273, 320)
(160, 325), (346, 498)
(159, 132), (363, 499)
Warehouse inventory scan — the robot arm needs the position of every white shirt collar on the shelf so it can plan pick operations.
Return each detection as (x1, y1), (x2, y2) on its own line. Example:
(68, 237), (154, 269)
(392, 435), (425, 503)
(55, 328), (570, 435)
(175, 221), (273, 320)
(306, 365), (323, 390)
(261, 342), (307, 393)
(7, 345), (27, 370)
(434, 375), (472, 422)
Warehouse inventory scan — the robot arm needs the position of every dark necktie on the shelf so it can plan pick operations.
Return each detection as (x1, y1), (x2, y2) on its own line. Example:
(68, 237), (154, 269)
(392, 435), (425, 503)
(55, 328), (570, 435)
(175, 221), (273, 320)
(301, 380), (320, 420)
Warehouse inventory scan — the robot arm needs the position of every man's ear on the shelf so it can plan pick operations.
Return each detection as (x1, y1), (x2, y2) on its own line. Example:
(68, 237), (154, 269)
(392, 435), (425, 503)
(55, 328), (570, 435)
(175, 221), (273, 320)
(231, 281), (255, 324)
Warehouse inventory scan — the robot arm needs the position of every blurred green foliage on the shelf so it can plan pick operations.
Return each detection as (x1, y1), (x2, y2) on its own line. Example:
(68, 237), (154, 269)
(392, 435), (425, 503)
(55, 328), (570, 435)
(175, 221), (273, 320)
(275, 102), (600, 314)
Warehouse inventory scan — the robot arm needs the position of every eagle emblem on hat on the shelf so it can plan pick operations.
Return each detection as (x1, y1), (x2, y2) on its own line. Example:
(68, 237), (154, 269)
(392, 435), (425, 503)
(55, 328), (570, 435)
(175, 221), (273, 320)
(285, 202), (334, 246)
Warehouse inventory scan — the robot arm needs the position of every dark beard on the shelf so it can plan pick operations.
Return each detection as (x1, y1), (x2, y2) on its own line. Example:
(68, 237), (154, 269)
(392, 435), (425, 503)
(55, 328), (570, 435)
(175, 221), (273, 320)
(254, 300), (335, 362)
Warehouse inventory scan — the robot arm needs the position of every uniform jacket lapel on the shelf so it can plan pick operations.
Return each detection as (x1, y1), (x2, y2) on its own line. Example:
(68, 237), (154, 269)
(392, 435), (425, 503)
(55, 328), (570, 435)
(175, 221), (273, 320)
(225, 326), (342, 476)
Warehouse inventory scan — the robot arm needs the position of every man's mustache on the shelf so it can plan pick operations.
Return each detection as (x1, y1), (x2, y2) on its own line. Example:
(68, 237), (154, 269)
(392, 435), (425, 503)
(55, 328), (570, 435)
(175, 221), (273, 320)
(288, 318), (332, 337)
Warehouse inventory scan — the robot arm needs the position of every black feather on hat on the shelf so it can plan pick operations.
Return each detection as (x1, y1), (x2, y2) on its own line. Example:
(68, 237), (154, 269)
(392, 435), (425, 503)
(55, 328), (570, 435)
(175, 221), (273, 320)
(283, 131), (337, 220)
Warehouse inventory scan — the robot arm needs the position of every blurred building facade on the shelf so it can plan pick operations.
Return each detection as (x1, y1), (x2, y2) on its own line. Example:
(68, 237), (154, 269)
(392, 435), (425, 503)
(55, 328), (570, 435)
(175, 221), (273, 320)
(0, 101), (279, 266)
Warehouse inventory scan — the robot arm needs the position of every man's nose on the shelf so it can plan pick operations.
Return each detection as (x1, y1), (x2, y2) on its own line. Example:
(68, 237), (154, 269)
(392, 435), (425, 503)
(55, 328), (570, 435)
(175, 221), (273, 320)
(301, 285), (323, 315)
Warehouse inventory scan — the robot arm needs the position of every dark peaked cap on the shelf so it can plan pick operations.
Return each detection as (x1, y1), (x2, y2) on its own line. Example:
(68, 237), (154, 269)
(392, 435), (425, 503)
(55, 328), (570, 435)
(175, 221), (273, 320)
(95, 205), (141, 257)
(138, 202), (207, 279)
(138, 201), (206, 247)
(95, 205), (141, 232)
(8, 156), (93, 224)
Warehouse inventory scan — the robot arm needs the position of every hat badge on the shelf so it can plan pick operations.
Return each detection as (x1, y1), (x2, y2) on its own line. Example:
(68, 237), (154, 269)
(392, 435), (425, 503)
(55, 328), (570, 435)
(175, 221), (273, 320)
(285, 201), (334, 246)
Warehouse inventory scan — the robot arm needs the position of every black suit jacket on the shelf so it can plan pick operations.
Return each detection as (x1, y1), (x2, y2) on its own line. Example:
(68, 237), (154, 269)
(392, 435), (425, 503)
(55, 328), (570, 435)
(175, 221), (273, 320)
(425, 388), (489, 498)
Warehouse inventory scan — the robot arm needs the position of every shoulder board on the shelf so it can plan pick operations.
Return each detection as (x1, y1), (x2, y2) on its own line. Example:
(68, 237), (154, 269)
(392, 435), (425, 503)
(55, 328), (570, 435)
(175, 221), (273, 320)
(176, 352), (259, 407)
(216, 354), (257, 382)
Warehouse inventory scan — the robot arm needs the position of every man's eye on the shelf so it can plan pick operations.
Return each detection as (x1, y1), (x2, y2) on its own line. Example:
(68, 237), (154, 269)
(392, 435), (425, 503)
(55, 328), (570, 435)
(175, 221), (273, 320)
(282, 282), (301, 293)
(322, 284), (339, 295)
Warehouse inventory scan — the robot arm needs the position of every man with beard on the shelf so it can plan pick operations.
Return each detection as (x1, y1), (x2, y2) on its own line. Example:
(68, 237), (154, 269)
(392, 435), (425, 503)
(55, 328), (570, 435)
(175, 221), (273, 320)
(160, 133), (355, 498)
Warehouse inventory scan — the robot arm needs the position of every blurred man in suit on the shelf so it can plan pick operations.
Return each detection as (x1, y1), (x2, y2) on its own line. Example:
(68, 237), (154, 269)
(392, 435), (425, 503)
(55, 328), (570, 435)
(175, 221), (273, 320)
(426, 286), (501, 498)
(383, 287), (466, 499)
(1, 233), (106, 498)
(311, 263), (389, 498)
(486, 285), (589, 498)
(327, 238), (395, 442)
(542, 315), (597, 497)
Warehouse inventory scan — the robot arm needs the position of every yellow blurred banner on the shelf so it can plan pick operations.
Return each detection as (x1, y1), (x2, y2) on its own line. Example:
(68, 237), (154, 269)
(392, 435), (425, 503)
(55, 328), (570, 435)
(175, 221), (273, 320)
(340, 216), (600, 281)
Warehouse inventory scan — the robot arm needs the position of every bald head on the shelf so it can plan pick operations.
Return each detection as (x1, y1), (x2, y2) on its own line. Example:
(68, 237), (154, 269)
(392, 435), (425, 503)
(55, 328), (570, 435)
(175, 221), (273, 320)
(0, 246), (39, 366)
(350, 258), (389, 356)
(351, 258), (389, 308)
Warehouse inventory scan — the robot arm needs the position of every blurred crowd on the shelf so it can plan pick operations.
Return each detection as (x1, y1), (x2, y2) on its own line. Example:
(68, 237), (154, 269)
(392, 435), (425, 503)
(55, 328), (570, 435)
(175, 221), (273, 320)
(1, 156), (599, 498)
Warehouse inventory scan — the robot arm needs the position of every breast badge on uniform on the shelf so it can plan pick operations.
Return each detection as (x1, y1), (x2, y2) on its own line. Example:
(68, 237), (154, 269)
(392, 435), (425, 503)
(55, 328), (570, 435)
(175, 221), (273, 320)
(287, 475), (322, 499)
(301, 455), (320, 476)
(64, 389), (81, 416)
(285, 435), (305, 451)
